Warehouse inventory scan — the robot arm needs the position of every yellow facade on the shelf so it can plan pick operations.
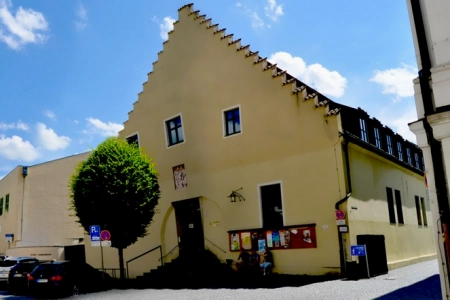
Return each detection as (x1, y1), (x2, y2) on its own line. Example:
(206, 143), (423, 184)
(0, 153), (90, 259)
(84, 4), (434, 278)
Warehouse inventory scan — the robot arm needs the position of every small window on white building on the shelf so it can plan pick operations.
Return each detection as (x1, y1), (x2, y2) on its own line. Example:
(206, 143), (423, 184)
(165, 114), (185, 147)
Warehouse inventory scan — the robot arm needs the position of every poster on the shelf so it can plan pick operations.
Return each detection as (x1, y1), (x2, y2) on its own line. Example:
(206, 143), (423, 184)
(230, 233), (240, 251)
(272, 230), (280, 248)
(172, 164), (187, 189)
(266, 231), (273, 247)
(241, 232), (252, 250)
(258, 239), (266, 252)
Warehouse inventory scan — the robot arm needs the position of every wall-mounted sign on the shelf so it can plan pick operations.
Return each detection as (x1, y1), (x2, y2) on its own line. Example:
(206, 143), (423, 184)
(172, 164), (187, 189)
(5, 233), (14, 243)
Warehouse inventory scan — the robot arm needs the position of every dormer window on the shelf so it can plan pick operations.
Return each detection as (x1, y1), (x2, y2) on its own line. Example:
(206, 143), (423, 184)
(397, 142), (403, 161)
(406, 148), (412, 165)
(414, 153), (420, 169)
(374, 128), (381, 149)
(360, 119), (368, 142)
(386, 135), (393, 155)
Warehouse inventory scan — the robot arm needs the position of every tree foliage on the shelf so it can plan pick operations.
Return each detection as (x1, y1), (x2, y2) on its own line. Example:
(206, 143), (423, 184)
(69, 136), (160, 253)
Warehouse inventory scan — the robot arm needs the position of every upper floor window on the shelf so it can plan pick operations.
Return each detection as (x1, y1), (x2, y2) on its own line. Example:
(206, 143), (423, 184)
(397, 142), (403, 161)
(126, 134), (139, 147)
(223, 107), (241, 136)
(5, 194), (9, 212)
(414, 153), (420, 169)
(386, 135), (393, 155)
(406, 148), (412, 165)
(360, 119), (368, 142)
(0, 197), (3, 216)
(165, 115), (185, 147)
(374, 128), (381, 149)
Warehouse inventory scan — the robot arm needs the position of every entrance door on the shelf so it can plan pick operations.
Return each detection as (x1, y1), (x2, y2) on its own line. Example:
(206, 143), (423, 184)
(172, 198), (204, 258)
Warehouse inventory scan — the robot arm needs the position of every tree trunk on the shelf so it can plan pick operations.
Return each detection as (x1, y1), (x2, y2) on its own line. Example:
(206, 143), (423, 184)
(118, 247), (125, 280)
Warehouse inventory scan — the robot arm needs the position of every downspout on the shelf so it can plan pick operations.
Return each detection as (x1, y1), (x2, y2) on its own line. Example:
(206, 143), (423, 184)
(20, 167), (28, 242)
(410, 0), (450, 291)
(335, 138), (352, 276)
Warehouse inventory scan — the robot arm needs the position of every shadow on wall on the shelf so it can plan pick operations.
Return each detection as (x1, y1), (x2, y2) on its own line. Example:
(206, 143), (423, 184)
(374, 274), (441, 300)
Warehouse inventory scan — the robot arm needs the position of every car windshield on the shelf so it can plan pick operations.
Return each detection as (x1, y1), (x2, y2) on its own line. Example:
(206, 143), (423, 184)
(32, 264), (60, 277)
(11, 261), (39, 272)
(0, 261), (17, 267)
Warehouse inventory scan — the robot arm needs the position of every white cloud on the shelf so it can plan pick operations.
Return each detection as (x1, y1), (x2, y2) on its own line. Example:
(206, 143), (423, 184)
(378, 104), (417, 143)
(0, 121), (29, 131)
(0, 134), (39, 161)
(75, 2), (87, 31)
(269, 51), (347, 98)
(86, 118), (124, 137)
(36, 123), (71, 150)
(43, 110), (56, 120)
(250, 12), (264, 29)
(265, 0), (283, 21)
(370, 64), (417, 102)
(0, 0), (48, 50)
(154, 16), (175, 41)
(236, 2), (242, 7)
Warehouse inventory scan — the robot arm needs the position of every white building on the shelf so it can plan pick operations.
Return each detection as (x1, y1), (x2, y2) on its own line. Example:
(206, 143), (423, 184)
(407, 0), (450, 299)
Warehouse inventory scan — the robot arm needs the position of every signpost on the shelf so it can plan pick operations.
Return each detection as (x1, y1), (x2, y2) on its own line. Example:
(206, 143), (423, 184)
(350, 244), (370, 278)
(335, 210), (345, 220)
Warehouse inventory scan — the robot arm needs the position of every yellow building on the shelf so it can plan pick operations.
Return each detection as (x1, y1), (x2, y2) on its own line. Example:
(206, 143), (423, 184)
(0, 153), (90, 261)
(85, 3), (434, 278)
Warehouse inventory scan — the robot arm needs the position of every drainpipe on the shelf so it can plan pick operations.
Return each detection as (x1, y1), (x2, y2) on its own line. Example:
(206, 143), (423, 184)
(20, 166), (28, 241)
(409, 0), (450, 290)
(335, 138), (352, 276)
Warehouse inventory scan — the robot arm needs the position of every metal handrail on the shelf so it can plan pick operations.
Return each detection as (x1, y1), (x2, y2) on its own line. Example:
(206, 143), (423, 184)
(158, 244), (179, 262)
(126, 245), (162, 279)
(205, 237), (227, 253)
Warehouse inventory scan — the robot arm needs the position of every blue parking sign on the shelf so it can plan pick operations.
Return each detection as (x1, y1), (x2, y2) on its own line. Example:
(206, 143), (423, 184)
(350, 245), (366, 256)
(90, 225), (100, 241)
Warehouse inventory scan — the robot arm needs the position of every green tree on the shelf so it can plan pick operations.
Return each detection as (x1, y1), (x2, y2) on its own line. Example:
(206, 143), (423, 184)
(69, 137), (160, 279)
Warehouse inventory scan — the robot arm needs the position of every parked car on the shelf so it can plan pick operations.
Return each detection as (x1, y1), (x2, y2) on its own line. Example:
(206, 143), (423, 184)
(28, 261), (111, 297)
(8, 260), (50, 294)
(0, 257), (38, 283)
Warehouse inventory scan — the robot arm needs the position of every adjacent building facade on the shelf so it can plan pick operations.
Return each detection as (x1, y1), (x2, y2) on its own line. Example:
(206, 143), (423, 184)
(406, 0), (450, 298)
(85, 4), (435, 278)
(0, 153), (89, 261)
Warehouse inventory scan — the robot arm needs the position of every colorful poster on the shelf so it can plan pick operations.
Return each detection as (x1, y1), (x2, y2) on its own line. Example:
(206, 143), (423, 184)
(230, 233), (240, 251)
(283, 230), (291, 247)
(266, 231), (273, 247)
(280, 231), (285, 246)
(272, 230), (280, 248)
(241, 232), (252, 250)
(258, 239), (266, 252)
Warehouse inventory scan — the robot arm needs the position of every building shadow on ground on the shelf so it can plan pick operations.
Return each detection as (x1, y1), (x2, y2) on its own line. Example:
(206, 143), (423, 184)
(374, 275), (441, 300)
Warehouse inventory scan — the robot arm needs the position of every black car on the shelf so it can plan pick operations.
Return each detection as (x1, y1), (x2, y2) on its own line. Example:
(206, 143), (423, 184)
(8, 260), (48, 294)
(28, 261), (111, 297)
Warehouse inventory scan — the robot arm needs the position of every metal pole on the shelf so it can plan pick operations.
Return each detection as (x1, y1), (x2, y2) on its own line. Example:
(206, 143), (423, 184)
(364, 245), (370, 279)
(100, 242), (105, 283)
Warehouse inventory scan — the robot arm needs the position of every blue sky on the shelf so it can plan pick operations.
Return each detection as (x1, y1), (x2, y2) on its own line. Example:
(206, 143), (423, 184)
(0, 0), (419, 179)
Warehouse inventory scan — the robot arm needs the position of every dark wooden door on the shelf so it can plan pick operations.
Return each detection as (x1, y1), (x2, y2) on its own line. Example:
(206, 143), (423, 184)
(172, 198), (204, 258)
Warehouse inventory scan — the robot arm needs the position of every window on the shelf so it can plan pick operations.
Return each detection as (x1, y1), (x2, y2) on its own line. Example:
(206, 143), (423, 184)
(415, 196), (422, 226)
(224, 107), (241, 136)
(374, 128), (381, 149)
(126, 134), (139, 147)
(5, 194), (9, 212)
(386, 135), (393, 155)
(260, 183), (283, 228)
(165, 115), (184, 146)
(421, 197), (428, 226)
(397, 142), (403, 161)
(0, 197), (3, 216)
(386, 187), (396, 224)
(394, 189), (404, 224)
(360, 119), (368, 142)
(414, 153), (420, 169)
(406, 148), (412, 165)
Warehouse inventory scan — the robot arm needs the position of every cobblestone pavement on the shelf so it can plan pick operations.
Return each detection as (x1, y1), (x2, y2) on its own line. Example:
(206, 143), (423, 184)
(65, 259), (441, 300)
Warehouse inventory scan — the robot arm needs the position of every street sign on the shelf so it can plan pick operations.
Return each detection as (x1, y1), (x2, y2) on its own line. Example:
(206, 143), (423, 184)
(350, 245), (366, 256)
(100, 230), (111, 241)
(91, 241), (100, 247)
(5, 234), (13, 243)
(101, 241), (111, 247)
(336, 219), (346, 225)
(335, 210), (345, 220)
(89, 225), (100, 241)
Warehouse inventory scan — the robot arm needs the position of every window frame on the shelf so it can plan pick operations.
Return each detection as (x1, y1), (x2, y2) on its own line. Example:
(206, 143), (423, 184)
(360, 118), (368, 142)
(222, 105), (242, 138)
(397, 142), (404, 161)
(386, 135), (393, 155)
(164, 114), (185, 148)
(125, 132), (140, 147)
(258, 181), (285, 229)
(394, 189), (404, 224)
(415, 196), (422, 226)
(406, 148), (412, 165)
(386, 187), (396, 224)
(5, 194), (9, 212)
(374, 128), (382, 149)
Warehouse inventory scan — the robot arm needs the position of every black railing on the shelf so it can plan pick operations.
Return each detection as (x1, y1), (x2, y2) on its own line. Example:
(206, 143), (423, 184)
(158, 244), (179, 262)
(126, 245), (162, 279)
(205, 237), (227, 253)
(97, 268), (125, 279)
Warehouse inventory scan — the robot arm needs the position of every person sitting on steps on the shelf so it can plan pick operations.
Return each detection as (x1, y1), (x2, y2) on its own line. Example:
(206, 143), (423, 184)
(260, 246), (274, 276)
